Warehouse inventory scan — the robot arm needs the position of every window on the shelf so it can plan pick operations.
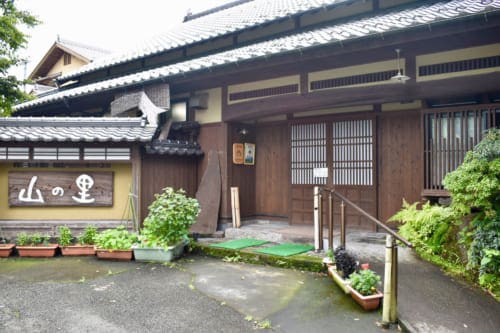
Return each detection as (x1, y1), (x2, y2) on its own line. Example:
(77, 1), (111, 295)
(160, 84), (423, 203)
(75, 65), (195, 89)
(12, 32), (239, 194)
(332, 119), (373, 186)
(291, 123), (327, 185)
(63, 53), (71, 65)
(423, 105), (499, 192)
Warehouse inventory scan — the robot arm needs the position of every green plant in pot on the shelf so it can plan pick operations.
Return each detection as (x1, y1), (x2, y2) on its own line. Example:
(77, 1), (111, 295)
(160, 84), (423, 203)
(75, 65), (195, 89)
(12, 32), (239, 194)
(58, 225), (97, 256)
(348, 268), (383, 311)
(0, 227), (15, 258)
(16, 232), (58, 257)
(95, 225), (138, 261)
(133, 187), (199, 263)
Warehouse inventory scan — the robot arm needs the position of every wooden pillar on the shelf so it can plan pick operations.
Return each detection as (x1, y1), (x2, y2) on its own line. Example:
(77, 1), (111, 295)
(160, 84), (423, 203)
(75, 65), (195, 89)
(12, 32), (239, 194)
(131, 145), (142, 230)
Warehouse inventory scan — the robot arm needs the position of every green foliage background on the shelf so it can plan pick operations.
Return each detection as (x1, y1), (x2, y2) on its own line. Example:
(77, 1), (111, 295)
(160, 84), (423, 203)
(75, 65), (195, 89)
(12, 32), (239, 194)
(391, 129), (500, 299)
(0, 0), (39, 115)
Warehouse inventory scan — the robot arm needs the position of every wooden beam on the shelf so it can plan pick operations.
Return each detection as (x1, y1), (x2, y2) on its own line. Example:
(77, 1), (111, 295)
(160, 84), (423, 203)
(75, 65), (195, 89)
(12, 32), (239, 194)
(223, 72), (500, 121)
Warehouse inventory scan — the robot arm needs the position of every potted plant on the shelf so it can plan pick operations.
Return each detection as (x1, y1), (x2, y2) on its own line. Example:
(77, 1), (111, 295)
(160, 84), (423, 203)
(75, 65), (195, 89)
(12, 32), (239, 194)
(58, 225), (97, 256)
(133, 187), (199, 263)
(95, 225), (138, 261)
(0, 227), (15, 257)
(347, 268), (383, 310)
(328, 246), (358, 294)
(16, 232), (58, 257)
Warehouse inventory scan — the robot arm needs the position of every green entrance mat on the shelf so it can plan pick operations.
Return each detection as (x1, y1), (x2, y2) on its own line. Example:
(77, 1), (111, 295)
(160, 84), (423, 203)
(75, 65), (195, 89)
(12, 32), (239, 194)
(255, 243), (314, 257)
(210, 238), (268, 250)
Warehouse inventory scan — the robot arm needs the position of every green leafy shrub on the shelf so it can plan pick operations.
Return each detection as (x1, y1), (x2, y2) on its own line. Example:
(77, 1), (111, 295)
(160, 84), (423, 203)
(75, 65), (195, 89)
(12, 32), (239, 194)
(16, 232), (51, 246)
(58, 226), (73, 246)
(443, 129), (500, 217)
(95, 226), (138, 250)
(389, 200), (458, 255)
(139, 187), (199, 248)
(349, 269), (381, 296)
(78, 225), (97, 245)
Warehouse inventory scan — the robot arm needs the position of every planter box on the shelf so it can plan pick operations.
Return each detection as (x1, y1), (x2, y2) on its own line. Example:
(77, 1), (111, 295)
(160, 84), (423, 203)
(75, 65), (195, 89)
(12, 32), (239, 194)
(347, 285), (383, 311)
(95, 249), (133, 261)
(133, 241), (185, 263)
(61, 245), (96, 256)
(0, 244), (15, 257)
(328, 265), (351, 294)
(17, 244), (58, 257)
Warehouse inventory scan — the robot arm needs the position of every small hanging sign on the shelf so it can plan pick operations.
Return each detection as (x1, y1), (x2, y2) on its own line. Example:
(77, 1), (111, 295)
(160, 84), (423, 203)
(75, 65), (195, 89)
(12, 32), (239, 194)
(233, 143), (244, 164)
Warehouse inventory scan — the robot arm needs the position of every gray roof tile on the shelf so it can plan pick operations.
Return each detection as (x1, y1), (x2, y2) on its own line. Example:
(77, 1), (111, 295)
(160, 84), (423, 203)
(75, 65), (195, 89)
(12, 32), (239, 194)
(0, 117), (156, 143)
(16, 0), (500, 111)
(58, 0), (346, 81)
(57, 38), (112, 61)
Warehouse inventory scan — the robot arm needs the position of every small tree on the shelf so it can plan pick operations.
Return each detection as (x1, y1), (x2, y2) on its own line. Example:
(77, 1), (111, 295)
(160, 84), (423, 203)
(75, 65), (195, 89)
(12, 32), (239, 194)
(0, 0), (39, 115)
(139, 187), (199, 248)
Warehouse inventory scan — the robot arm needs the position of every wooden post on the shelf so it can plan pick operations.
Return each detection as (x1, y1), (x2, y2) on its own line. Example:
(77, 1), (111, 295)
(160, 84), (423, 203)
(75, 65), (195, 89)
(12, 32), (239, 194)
(328, 192), (333, 251)
(390, 240), (398, 323)
(313, 186), (320, 252)
(318, 191), (323, 251)
(382, 235), (394, 327)
(230, 187), (241, 228)
(340, 200), (346, 248)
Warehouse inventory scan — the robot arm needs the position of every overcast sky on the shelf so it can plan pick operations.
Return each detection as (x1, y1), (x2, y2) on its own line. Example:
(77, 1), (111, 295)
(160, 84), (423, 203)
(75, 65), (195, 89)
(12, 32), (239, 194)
(12, 0), (232, 80)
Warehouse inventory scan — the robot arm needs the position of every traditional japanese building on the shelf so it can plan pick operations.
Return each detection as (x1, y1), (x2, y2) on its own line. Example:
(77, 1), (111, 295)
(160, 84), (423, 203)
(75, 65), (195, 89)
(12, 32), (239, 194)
(2, 0), (500, 236)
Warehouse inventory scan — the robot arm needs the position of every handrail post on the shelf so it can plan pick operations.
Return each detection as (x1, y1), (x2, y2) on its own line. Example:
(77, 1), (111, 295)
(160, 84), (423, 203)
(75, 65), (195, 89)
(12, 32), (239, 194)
(390, 238), (398, 323)
(313, 186), (321, 252)
(328, 192), (333, 251)
(382, 235), (393, 326)
(382, 235), (399, 327)
(318, 190), (323, 251)
(340, 200), (346, 248)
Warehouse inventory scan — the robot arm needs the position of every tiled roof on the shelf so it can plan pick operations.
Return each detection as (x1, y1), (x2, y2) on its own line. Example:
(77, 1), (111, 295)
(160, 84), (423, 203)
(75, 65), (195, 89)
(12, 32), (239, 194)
(146, 140), (204, 157)
(0, 117), (156, 143)
(16, 0), (500, 111)
(57, 37), (112, 61)
(58, 0), (346, 81)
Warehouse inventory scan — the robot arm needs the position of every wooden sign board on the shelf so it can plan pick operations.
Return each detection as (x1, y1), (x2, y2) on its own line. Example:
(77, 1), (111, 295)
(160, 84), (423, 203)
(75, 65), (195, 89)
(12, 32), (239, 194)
(233, 143), (244, 164)
(8, 171), (113, 207)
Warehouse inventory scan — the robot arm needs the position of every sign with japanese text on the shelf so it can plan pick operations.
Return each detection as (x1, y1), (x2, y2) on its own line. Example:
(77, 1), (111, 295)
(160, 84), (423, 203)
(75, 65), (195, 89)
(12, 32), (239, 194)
(8, 172), (113, 207)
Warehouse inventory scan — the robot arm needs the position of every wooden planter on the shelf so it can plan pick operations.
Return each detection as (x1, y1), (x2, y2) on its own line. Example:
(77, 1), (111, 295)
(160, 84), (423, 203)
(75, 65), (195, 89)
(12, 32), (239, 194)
(328, 265), (351, 294)
(95, 249), (133, 261)
(17, 244), (59, 257)
(347, 286), (383, 311)
(0, 244), (15, 257)
(61, 245), (96, 256)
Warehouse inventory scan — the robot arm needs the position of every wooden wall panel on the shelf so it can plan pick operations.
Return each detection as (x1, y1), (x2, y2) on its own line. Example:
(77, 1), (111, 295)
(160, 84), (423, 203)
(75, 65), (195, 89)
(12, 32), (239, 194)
(230, 125), (256, 217)
(378, 110), (422, 224)
(255, 124), (289, 218)
(140, 155), (198, 222)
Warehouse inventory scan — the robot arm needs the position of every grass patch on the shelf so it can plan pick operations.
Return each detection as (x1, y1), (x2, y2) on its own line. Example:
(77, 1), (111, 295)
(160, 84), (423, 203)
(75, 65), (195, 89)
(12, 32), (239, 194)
(192, 242), (325, 273)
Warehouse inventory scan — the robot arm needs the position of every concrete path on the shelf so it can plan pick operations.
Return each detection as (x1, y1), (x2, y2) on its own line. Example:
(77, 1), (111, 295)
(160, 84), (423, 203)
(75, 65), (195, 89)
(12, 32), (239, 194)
(342, 232), (500, 333)
(0, 256), (390, 333)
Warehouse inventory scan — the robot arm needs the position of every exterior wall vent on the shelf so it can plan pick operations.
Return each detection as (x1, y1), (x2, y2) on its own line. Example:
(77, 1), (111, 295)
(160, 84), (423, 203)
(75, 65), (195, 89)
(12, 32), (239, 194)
(419, 55), (500, 77)
(229, 84), (299, 102)
(310, 70), (398, 91)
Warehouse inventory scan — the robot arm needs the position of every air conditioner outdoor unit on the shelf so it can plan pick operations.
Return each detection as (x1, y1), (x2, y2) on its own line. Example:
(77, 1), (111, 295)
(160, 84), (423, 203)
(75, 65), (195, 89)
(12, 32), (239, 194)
(189, 93), (209, 109)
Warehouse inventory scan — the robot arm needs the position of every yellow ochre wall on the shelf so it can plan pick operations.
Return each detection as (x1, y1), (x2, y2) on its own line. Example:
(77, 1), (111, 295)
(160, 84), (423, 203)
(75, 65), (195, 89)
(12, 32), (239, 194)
(0, 164), (132, 220)
(47, 55), (87, 78)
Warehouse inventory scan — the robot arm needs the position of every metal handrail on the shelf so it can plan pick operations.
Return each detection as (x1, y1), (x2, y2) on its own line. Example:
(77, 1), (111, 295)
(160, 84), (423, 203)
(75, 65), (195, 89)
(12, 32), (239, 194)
(320, 187), (412, 248)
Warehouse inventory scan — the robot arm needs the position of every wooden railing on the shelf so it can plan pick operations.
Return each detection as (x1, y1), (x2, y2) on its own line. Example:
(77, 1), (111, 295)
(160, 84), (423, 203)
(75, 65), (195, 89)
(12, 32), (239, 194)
(313, 186), (411, 327)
